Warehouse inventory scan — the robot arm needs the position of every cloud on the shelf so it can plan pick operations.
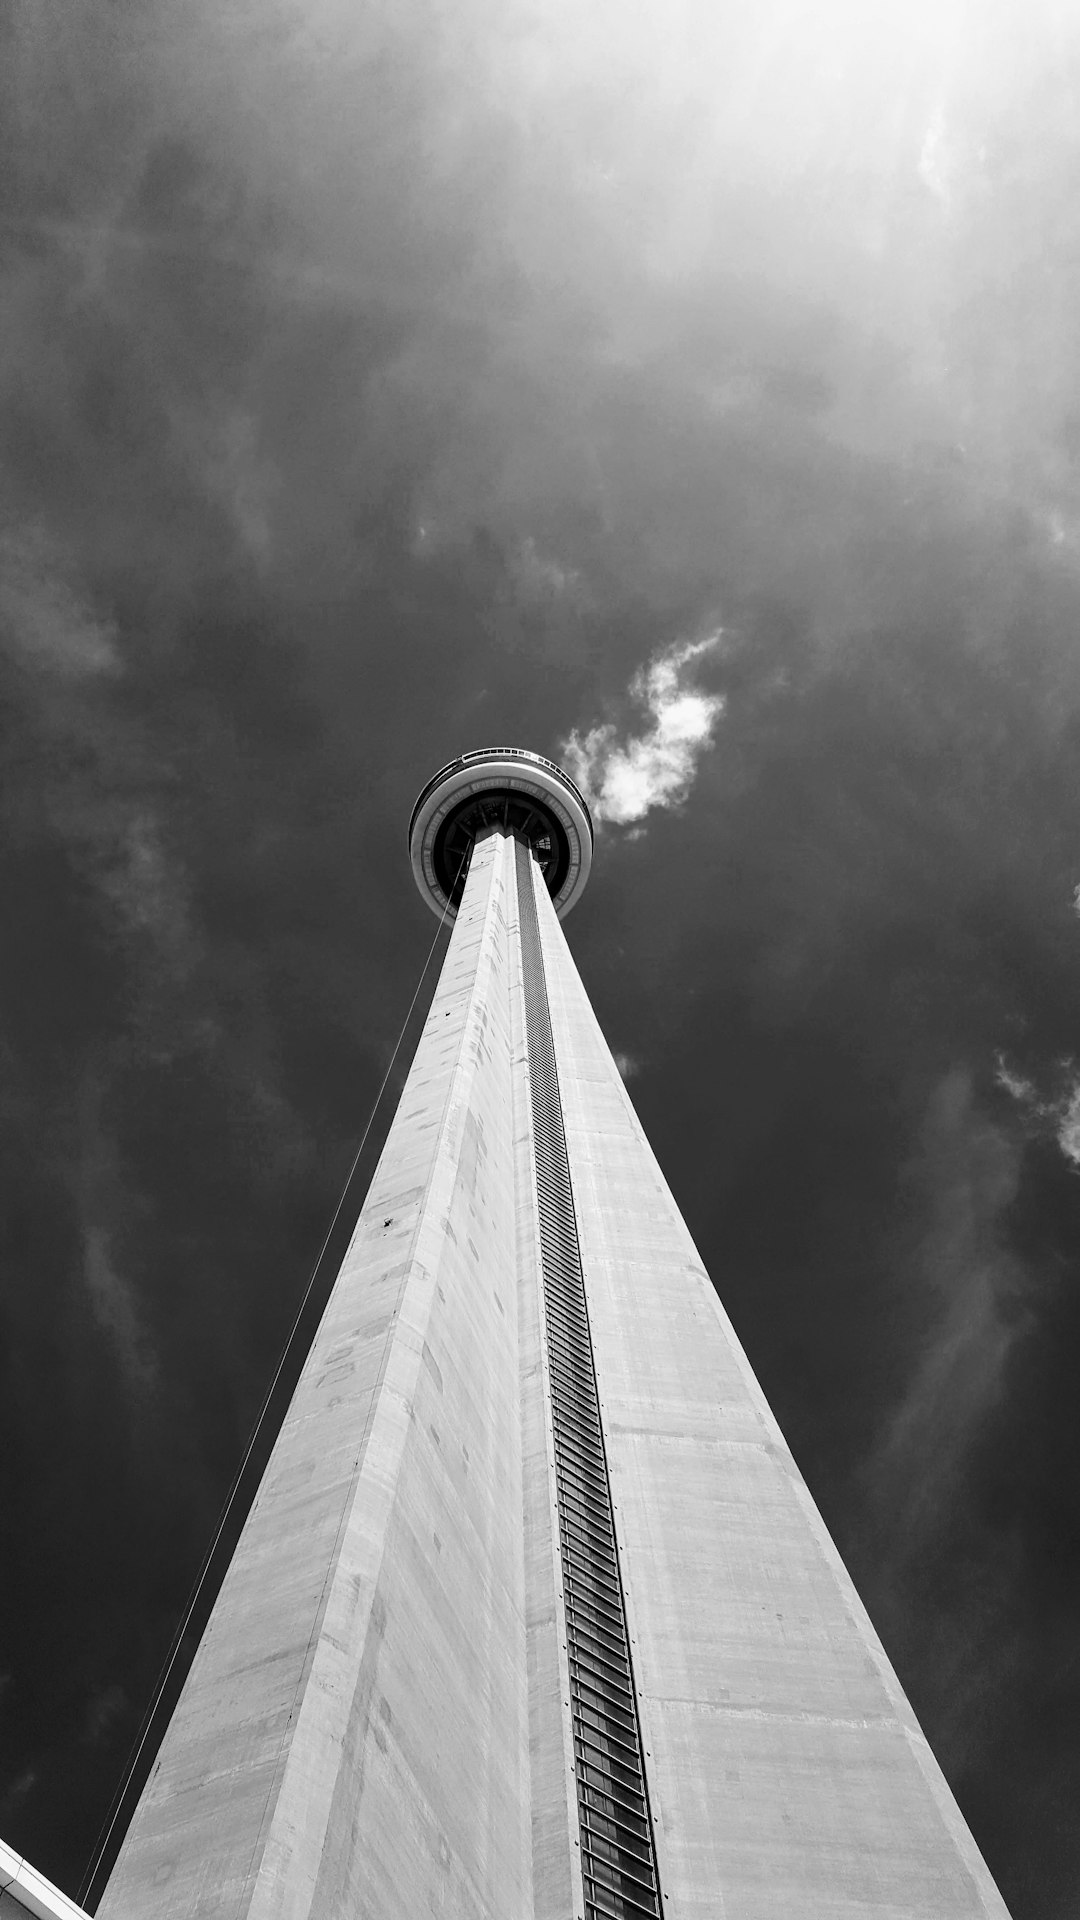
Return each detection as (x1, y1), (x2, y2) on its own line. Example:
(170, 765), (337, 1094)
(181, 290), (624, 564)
(562, 632), (725, 826)
(99, 811), (193, 966)
(82, 1224), (159, 1396)
(994, 1050), (1080, 1172)
(82, 1683), (126, 1746)
(918, 102), (962, 211)
(994, 1052), (1042, 1110)
(0, 523), (119, 679)
(74, 1089), (160, 1397)
(872, 1070), (1025, 1524)
(861, 1070), (1033, 1768)
(1057, 1083), (1080, 1170)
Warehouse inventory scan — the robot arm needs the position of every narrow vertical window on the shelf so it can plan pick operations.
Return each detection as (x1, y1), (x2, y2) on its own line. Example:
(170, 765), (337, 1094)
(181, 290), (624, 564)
(516, 841), (663, 1920)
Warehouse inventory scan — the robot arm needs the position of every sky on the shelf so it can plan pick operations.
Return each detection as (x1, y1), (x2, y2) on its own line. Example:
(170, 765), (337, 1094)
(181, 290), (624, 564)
(2, 0), (1080, 1910)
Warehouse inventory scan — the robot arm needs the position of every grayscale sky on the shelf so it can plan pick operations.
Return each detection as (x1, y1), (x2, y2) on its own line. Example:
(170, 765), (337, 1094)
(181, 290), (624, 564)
(3, 2), (1080, 1912)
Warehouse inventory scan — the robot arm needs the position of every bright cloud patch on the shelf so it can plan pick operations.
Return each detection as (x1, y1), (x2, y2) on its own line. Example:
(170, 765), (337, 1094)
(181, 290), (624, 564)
(563, 632), (724, 826)
(993, 1053), (1041, 1108)
(994, 1049), (1080, 1171)
(1057, 1084), (1080, 1168)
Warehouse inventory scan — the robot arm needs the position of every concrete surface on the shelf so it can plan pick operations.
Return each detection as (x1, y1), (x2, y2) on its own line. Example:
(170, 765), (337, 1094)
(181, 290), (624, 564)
(533, 854), (1013, 1918)
(98, 831), (576, 1920)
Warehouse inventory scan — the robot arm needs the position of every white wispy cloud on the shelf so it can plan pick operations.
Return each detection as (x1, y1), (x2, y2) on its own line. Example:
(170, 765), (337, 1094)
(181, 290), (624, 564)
(994, 1048), (1080, 1172)
(1056, 1083), (1080, 1169)
(993, 1053), (1042, 1109)
(562, 631), (724, 827)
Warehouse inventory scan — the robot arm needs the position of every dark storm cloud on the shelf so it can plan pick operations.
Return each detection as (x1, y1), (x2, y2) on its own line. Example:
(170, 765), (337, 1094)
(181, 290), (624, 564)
(4, 1), (1080, 1913)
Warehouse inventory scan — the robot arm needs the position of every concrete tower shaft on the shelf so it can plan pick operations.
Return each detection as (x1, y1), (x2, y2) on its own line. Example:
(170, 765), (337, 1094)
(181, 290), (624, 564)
(100, 829), (543, 1919)
(96, 755), (1013, 1920)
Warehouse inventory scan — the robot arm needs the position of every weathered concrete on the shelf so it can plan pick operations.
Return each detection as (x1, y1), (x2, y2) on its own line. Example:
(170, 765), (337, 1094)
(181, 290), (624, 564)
(532, 856), (1013, 1920)
(99, 832), (564, 1920)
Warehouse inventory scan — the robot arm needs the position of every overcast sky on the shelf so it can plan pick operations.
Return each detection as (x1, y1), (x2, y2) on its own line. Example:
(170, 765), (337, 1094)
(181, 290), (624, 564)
(3, 1), (1080, 1912)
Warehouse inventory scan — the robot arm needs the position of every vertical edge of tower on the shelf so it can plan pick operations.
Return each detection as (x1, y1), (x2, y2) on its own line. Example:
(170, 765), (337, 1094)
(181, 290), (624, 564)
(530, 867), (1013, 1920)
(98, 831), (534, 1920)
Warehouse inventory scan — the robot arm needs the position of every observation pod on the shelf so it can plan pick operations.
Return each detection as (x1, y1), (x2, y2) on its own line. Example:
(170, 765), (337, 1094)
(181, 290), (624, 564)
(409, 746), (593, 920)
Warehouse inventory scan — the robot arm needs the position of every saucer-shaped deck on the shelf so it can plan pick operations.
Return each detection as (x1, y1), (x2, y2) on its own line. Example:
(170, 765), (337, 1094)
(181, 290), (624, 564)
(409, 748), (593, 920)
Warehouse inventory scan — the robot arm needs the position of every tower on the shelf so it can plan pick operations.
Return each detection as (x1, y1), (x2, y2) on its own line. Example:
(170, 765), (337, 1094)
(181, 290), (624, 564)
(94, 749), (1012, 1920)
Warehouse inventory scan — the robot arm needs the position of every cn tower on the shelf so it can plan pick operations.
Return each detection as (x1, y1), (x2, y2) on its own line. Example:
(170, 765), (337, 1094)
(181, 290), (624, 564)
(60, 750), (1013, 1919)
